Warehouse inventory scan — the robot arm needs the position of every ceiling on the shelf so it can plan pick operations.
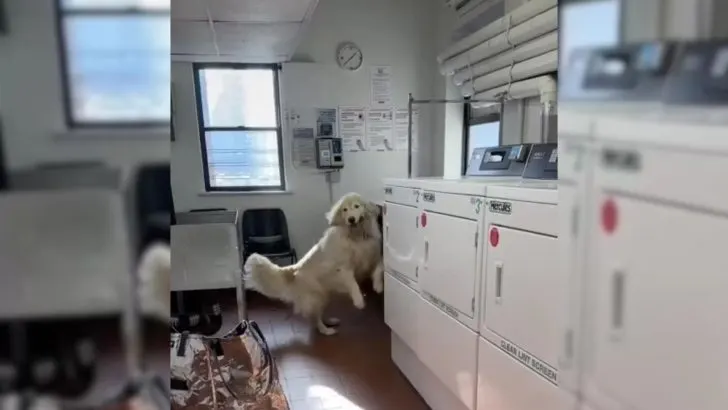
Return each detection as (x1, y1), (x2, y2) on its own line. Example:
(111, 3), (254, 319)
(171, 0), (320, 63)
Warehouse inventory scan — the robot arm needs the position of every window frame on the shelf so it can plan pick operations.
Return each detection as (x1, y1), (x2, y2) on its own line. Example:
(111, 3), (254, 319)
(192, 62), (286, 193)
(54, 0), (170, 129)
(461, 102), (502, 175)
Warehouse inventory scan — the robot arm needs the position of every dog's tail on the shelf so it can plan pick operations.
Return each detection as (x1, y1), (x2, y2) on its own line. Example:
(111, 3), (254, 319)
(244, 253), (298, 302)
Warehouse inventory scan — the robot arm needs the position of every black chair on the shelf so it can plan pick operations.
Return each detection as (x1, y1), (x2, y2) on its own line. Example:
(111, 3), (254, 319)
(134, 163), (172, 255)
(242, 208), (297, 265)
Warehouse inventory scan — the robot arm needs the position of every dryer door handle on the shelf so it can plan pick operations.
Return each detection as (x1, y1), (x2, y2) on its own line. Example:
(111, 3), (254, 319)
(495, 262), (504, 304)
(423, 239), (429, 267)
(610, 269), (626, 342)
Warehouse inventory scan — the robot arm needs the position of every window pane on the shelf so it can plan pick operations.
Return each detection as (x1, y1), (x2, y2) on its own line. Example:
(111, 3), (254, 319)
(205, 131), (281, 188)
(62, 0), (170, 11)
(198, 68), (277, 128)
(63, 15), (170, 123)
(561, 0), (620, 69)
(468, 122), (500, 159)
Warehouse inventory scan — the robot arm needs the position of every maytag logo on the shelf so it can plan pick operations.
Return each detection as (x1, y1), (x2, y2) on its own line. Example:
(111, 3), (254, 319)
(489, 200), (512, 215)
(422, 192), (435, 203)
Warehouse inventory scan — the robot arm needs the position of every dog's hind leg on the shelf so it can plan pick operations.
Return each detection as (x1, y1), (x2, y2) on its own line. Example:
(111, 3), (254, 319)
(340, 268), (366, 309)
(300, 297), (337, 335)
(315, 316), (338, 336)
(372, 261), (384, 294)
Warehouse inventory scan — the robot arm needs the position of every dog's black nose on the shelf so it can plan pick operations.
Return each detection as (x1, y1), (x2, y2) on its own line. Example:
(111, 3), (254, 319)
(348, 216), (356, 224)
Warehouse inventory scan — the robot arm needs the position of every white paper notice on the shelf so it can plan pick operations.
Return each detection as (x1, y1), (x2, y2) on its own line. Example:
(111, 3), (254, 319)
(338, 106), (367, 152)
(366, 108), (394, 151)
(292, 127), (316, 167)
(316, 108), (337, 137)
(394, 107), (420, 151)
(370, 66), (393, 107)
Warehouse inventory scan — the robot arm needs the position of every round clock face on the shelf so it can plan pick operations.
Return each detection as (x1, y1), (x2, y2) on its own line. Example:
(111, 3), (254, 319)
(337, 42), (363, 71)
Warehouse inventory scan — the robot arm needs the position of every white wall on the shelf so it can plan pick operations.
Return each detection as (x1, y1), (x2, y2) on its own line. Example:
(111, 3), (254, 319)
(0, 0), (168, 173)
(171, 0), (443, 253)
(431, 1), (464, 178)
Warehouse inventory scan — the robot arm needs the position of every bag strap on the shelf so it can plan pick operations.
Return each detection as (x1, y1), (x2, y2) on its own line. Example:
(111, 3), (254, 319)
(205, 348), (219, 410)
(245, 320), (277, 396)
(205, 320), (277, 399)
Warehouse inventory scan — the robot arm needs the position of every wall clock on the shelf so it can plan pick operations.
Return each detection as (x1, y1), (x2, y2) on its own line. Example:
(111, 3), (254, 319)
(336, 41), (363, 71)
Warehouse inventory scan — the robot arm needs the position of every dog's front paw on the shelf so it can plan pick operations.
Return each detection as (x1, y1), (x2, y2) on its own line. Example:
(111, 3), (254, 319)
(318, 326), (338, 336)
(354, 297), (366, 310)
(373, 279), (384, 294)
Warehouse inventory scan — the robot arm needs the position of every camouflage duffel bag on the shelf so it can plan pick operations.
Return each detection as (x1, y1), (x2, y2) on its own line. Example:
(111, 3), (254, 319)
(170, 321), (288, 410)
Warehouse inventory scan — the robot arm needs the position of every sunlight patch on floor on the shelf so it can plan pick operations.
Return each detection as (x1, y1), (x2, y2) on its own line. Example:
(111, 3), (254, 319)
(308, 385), (363, 410)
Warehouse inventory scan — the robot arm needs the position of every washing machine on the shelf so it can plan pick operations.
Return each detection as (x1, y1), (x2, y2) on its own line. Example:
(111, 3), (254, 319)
(382, 143), (534, 410)
(558, 41), (680, 396)
(576, 40), (728, 410)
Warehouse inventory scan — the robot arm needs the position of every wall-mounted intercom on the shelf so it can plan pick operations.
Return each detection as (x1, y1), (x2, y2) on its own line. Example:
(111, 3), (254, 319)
(315, 137), (344, 169)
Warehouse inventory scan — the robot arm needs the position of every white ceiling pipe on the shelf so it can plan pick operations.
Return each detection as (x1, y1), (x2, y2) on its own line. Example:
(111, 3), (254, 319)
(472, 74), (555, 101)
(440, 7), (558, 75)
(437, 0), (557, 64)
(452, 30), (557, 86)
(538, 74), (557, 113)
(467, 49), (557, 94)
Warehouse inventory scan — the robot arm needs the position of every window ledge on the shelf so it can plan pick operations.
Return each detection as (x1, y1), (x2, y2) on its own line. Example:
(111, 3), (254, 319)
(54, 127), (169, 141)
(199, 190), (293, 196)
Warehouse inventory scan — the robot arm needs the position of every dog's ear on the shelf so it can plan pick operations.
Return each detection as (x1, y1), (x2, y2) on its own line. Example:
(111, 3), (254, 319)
(325, 197), (347, 226)
(363, 200), (381, 218)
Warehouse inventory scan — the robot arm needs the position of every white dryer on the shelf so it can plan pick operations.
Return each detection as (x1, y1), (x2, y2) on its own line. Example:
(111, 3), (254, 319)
(475, 143), (575, 410)
(383, 144), (533, 410)
(558, 41), (680, 395)
(577, 40), (728, 410)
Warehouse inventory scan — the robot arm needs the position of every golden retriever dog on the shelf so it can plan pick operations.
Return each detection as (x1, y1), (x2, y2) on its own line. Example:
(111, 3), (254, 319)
(138, 242), (171, 322)
(244, 193), (384, 335)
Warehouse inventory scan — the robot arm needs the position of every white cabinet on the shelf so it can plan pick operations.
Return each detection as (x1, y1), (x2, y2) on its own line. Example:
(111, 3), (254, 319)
(384, 272), (421, 355)
(476, 337), (576, 410)
(418, 295), (478, 410)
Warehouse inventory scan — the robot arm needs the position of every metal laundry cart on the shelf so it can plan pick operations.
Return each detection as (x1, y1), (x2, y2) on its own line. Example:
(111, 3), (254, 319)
(172, 209), (246, 322)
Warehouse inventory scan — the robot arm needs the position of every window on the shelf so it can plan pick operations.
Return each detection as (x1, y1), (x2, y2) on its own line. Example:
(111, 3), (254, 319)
(56, 0), (170, 127)
(193, 64), (285, 192)
(560, 0), (621, 70)
(462, 104), (501, 174)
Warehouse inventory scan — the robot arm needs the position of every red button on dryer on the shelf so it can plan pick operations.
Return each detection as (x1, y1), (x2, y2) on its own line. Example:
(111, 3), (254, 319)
(601, 199), (618, 234)
(420, 212), (427, 228)
(489, 227), (500, 247)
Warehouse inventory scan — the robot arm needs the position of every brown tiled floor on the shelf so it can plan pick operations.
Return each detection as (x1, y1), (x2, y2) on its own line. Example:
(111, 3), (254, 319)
(239, 290), (430, 410)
